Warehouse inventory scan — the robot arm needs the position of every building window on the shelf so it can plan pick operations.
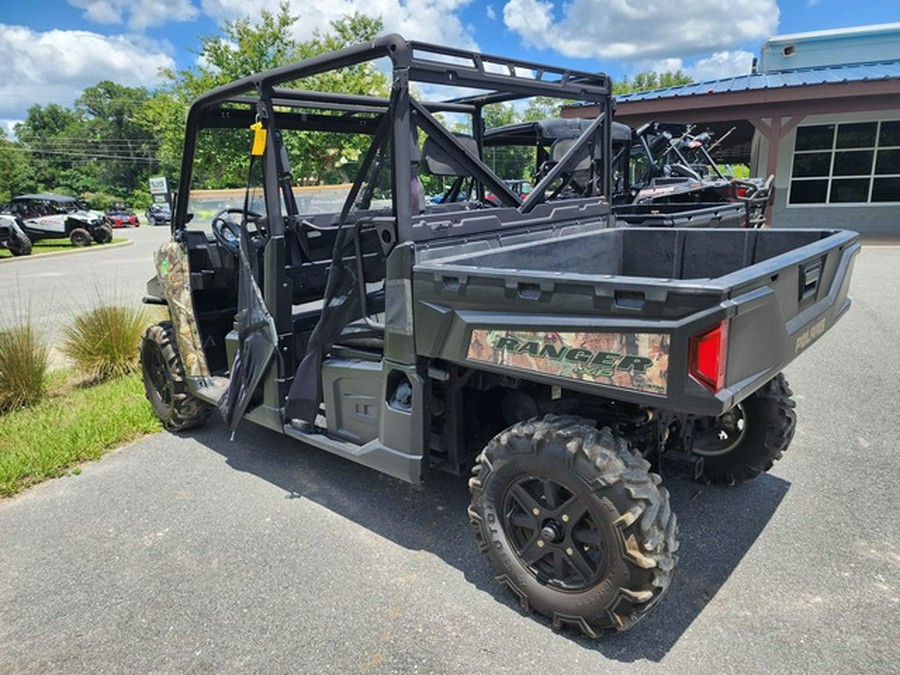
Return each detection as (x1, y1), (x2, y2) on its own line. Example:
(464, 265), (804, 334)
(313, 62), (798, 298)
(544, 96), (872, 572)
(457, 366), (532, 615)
(789, 120), (900, 205)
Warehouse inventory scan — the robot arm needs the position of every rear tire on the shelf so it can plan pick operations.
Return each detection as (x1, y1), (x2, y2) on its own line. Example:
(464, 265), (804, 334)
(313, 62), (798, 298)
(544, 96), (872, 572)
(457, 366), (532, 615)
(692, 373), (796, 484)
(8, 229), (32, 256)
(69, 228), (92, 247)
(140, 321), (211, 431)
(93, 225), (113, 244)
(468, 415), (678, 635)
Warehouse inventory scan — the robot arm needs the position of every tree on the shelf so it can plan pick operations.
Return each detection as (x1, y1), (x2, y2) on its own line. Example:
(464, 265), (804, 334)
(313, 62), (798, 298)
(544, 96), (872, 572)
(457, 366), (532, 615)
(613, 71), (693, 95)
(521, 96), (576, 122)
(13, 104), (88, 195)
(10, 84), (157, 202)
(75, 81), (156, 199)
(290, 13), (388, 184)
(479, 103), (533, 182)
(0, 132), (32, 200)
(145, 3), (389, 189)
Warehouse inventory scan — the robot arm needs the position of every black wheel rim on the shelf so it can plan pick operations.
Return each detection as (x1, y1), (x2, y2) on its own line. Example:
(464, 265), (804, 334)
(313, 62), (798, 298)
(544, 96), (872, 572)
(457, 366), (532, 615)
(145, 342), (174, 407)
(501, 476), (606, 591)
(692, 404), (747, 456)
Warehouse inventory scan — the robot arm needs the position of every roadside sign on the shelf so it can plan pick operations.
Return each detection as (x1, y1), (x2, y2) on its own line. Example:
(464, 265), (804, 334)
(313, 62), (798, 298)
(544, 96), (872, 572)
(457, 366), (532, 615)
(149, 176), (170, 205)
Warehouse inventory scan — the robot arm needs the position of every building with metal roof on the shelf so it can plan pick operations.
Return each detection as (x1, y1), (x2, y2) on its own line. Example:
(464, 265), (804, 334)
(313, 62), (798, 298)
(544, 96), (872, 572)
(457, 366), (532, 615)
(564, 23), (900, 233)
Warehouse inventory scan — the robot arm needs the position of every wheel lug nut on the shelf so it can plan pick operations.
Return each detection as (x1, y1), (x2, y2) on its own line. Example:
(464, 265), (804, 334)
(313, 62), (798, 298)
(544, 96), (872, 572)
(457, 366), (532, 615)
(537, 540), (545, 548)
(532, 508), (540, 516)
(566, 547), (574, 556)
(561, 514), (569, 522)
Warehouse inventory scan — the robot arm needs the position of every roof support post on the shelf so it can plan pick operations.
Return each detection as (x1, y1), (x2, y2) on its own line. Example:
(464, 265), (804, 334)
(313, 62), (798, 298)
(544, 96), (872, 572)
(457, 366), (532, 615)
(749, 115), (805, 225)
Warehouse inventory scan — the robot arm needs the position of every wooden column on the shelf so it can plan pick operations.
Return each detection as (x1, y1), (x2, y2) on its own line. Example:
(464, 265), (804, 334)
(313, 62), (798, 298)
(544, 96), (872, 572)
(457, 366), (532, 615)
(748, 115), (805, 225)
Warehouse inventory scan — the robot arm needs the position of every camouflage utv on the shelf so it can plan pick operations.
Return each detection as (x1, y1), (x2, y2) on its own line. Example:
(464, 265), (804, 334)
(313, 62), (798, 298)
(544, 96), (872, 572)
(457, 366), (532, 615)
(140, 35), (858, 635)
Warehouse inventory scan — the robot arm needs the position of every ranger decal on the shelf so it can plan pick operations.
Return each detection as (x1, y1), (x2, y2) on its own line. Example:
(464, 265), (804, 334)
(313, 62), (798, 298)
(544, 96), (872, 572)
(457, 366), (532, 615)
(467, 329), (669, 394)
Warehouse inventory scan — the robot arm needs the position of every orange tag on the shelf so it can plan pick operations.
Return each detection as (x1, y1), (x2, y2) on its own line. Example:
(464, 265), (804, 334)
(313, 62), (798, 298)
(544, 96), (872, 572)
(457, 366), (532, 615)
(250, 121), (267, 156)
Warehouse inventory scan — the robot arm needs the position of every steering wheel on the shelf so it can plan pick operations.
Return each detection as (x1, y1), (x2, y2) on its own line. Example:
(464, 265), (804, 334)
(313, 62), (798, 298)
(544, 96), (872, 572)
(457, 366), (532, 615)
(211, 208), (265, 254)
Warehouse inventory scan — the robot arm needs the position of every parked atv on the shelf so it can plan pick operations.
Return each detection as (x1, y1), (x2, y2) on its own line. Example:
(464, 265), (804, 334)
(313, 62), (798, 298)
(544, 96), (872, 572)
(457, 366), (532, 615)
(106, 207), (140, 228)
(627, 122), (775, 227)
(0, 214), (32, 256)
(483, 117), (748, 227)
(3, 193), (113, 246)
(145, 202), (172, 227)
(140, 35), (858, 636)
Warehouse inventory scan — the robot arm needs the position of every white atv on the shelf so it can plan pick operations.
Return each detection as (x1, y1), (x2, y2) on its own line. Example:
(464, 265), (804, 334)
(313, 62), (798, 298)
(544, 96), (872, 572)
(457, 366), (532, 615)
(3, 193), (113, 246)
(0, 214), (32, 256)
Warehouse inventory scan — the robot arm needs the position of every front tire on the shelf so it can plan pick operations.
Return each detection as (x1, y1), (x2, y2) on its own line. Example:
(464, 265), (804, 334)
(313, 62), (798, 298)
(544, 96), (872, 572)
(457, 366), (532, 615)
(8, 229), (32, 256)
(140, 321), (211, 431)
(692, 373), (796, 484)
(468, 415), (678, 635)
(69, 228), (92, 247)
(93, 225), (113, 244)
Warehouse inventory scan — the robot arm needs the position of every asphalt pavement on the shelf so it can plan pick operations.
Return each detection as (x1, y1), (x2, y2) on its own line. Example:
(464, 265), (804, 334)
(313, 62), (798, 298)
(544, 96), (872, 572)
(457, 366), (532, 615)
(0, 241), (899, 673)
(0, 224), (170, 343)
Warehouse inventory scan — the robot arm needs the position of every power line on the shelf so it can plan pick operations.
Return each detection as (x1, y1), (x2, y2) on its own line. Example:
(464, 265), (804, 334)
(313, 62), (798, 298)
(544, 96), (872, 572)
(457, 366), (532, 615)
(10, 147), (160, 162)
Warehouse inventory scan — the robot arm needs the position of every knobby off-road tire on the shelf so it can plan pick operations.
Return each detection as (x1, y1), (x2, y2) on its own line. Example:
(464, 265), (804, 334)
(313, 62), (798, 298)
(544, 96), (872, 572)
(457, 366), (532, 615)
(93, 224), (113, 244)
(692, 373), (796, 485)
(8, 229), (32, 256)
(69, 228), (92, 247)
(468, 415), (678, 636)
(140, 321), (211, 431)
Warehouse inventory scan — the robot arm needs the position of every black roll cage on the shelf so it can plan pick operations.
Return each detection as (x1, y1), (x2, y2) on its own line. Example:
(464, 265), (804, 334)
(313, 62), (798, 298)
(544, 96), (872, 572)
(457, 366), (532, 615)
(174, 34), (614, 244)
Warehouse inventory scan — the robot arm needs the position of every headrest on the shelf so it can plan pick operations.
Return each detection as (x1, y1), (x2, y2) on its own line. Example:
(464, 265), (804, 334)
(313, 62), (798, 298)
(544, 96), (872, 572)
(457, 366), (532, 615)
(550, 138), (601, 171)
(422, 133), (479, 176)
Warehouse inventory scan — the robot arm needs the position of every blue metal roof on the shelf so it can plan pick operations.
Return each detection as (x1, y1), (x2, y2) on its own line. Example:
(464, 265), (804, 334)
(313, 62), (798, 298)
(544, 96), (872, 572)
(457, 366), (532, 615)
(614, 60), (900, 103)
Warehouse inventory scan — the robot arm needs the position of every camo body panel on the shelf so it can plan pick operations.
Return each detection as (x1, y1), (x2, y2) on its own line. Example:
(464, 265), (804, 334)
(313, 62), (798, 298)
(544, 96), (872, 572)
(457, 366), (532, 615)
(154, 240), (210, 378)
(467, 329), (669, 395)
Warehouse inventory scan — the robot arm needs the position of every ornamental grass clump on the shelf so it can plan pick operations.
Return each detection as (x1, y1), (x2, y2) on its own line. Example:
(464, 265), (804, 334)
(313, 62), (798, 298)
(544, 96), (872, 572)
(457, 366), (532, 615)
(0, 325), (50, 413)
(61, 305), (148, 382)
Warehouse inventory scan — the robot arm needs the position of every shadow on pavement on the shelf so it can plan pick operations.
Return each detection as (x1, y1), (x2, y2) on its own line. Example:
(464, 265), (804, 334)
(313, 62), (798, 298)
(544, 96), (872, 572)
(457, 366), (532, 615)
(190, 418), (789, 663)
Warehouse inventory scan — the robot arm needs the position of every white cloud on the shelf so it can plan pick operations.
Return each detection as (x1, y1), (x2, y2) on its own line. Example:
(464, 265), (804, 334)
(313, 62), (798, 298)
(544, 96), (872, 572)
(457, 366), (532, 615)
(1, 120), (23, 139)
(688, 50), (755, 80)
(0, 25), (175, 118)
(69, 0), (199, 30)
(638, 49), (754, 77)
(486, 5), (496, 20)
(502, 0), (778, 61)
(622, 49), (754, 90)
(200, 0), (478, 49)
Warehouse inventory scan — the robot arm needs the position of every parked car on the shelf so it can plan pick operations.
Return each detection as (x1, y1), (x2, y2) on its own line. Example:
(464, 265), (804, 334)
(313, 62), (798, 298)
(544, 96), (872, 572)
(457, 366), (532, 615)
(145, 203), (171, 226)
(106, 207), (140, 228)
(2, 193), (112, 246)
(0, 214), (32, 256)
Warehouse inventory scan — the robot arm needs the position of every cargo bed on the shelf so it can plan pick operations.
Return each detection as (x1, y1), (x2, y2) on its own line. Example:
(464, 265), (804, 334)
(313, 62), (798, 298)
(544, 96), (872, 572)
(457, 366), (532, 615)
(413, 227), (859, 416)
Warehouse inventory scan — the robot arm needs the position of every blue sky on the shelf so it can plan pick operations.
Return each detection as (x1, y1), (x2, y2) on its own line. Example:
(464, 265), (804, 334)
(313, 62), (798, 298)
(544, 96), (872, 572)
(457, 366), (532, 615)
(1, 0), (897, 132)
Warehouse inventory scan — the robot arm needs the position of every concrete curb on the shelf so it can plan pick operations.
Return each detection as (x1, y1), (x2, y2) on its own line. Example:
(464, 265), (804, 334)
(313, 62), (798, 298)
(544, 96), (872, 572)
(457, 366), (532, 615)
(0, 237), (134, 263)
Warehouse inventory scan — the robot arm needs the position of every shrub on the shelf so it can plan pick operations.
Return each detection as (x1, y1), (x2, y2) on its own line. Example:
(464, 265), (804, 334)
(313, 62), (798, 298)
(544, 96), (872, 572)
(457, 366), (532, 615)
(0, 325), (49, 413)
(61, 305), (148, 382)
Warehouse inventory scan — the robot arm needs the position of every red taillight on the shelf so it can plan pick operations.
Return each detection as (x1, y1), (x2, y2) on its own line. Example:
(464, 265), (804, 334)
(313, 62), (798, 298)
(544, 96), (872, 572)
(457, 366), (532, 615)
(689, 321), (729, 392)
(721, 183), (737, 201)
(736, 186), (749, 198)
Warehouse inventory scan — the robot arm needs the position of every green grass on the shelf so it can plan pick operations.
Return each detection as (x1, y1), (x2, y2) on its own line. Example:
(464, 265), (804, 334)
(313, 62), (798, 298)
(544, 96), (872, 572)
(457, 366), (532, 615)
(0, 371), (162, 498)
(0, 238), (127, 259)
(0, 325), (49, 413)
(61, 305), (148, 381)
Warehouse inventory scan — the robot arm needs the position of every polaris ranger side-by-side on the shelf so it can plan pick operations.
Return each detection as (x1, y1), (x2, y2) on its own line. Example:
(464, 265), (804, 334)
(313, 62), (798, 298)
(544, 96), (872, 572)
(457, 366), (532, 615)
(140, 36), (859, 635)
